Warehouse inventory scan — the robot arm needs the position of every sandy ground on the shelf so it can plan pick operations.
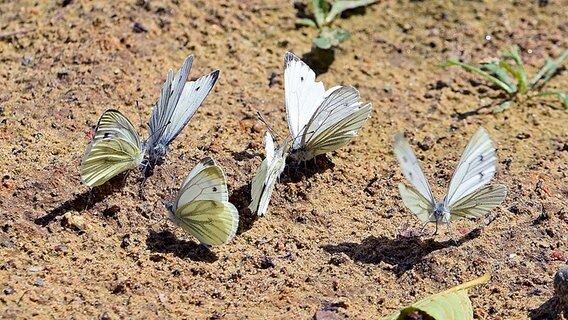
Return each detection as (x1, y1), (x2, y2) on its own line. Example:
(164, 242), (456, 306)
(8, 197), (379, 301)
(1, 0), (567, 319)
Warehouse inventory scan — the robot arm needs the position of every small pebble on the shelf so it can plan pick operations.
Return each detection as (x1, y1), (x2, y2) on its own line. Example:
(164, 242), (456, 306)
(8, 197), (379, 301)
(29, 266), (43, 272)
(34, 278), (45, 287)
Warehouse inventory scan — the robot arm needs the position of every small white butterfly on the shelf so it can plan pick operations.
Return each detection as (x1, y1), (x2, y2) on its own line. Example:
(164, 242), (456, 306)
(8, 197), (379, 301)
(248, 132), (288, 216)
(393, 128), (507, 234)
(166, 157), (239, 246)
(284, 52), (372, 161)
(81, 55), (219, 187)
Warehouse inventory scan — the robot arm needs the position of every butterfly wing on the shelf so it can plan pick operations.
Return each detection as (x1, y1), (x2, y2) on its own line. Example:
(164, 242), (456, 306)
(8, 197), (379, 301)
(249, 132), (288, 216)
(80, 110), (143, 187)
(298, 86), (372, 160)
(146, 55), (193, 160)
(398, 183), (435, 222)
(393, 133), (436, 206)
(444, 128), (499, 208)
(158, 69), (220, 149)
(449, 184), (507, 221)
(284, 51), (326, 147)
(170, 157), (239, 245)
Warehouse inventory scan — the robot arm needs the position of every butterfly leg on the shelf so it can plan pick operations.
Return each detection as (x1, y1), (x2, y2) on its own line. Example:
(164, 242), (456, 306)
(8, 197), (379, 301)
(419, 220), (430, 236)
(84, 189), (93, 211)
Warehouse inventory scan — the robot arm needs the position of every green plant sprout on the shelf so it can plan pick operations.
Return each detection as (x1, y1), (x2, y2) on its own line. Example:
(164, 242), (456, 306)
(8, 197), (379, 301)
(442, 47), (568, 112)
(382, 274), (491, 320)
(296, 0), (377, 50)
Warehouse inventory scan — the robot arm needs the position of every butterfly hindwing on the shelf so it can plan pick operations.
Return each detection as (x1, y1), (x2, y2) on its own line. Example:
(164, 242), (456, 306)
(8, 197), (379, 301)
(174, 200), (239, 246)
(398, 183), (435, 223)
(449, 184), (507, 221)
(300, 86), (372, 160)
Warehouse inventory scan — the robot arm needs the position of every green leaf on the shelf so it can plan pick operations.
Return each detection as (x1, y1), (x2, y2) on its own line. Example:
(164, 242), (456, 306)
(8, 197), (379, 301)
(295, 18), (318, 28)
(313, 27), (351, 49)
(312, 0), (330, 27)
(441, 60), (516, 94)
(382, 274), (491, 320)
(533, 91), (568, 109)
(530, 50), (568, 88)
(481, 63), (517, 92)
(503, 46), (528, 94)
(325, 0), (378, 24)
(313, 35), (333, 49)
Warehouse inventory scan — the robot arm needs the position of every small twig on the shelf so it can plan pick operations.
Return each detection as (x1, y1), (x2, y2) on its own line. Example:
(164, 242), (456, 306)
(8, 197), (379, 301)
(0, 28), (36, 40)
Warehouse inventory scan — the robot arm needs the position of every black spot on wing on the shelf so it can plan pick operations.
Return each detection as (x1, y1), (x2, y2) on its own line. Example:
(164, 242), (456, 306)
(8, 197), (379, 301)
(212, 187), (217, 192)
(300, 76), (304, 81)
(196, 86), (200, 91)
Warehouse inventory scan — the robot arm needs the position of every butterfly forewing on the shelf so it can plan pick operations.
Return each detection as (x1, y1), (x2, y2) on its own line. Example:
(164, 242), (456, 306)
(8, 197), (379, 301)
(80, 110), (143, 187)
(393, 133), (436, 205)
(159, 69), (220, 148)
(176, 157), (228, 205)
(284, 52), (326, 143)
(449, 184), (507, 221)
(445, 128), (498, 208)
(146, 56), (193, 158)
(92, 110), (141, 145)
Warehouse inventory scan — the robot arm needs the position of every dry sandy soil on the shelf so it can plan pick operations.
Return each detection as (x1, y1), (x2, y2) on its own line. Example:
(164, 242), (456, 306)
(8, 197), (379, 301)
(1, 0), (567, 319)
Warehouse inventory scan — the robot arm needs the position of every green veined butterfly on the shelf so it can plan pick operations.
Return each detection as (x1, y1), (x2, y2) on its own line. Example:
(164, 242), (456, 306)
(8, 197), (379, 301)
(166, 157), (239, 246)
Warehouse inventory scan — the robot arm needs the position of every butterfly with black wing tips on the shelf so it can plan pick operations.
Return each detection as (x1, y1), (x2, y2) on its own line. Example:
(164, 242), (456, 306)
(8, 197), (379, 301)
(80, 55), (219, 187)
(393, 127), (507, 235)
(166, 157), (239, 246)
(248, 131), (289, 216)
(284, 52), (372, 161)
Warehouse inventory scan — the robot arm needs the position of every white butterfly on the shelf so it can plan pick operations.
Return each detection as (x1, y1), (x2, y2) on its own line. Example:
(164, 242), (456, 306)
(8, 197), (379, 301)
(166, 157), (239, 246)
(80, 55), (219, 187)
(393, 128), (507, 234)
(248, 132), (288, 216)
(284, 52), (372, 161)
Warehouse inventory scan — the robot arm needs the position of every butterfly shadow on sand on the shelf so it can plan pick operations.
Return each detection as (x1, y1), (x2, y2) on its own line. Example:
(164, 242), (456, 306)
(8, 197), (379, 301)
(34, 174), (129, 227)
(284, 154), (335, 183)
(229, 182), (259, 235)
(145, 229), (218, 262)
(322, 228), (482, 276)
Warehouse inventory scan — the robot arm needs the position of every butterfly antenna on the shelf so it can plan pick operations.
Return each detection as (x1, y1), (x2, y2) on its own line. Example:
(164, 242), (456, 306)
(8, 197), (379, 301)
(256, 112), (280, 139)
(136, 100), (143, 129)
